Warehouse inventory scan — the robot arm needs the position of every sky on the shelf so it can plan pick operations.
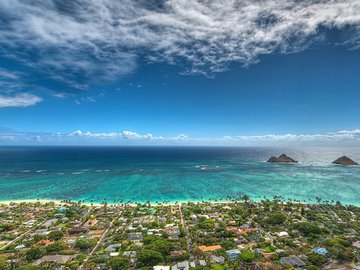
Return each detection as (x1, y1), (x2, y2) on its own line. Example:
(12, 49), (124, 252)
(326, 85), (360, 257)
(0, 0), (360, 146)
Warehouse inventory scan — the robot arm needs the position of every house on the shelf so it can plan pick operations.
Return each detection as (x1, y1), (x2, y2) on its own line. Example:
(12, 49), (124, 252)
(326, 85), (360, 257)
(148, 229), (162, 235)
(154, 266), (170, 270)
(280, 255), (306, 268)
(226, 249), (241, 260)
(248, 233), (261, 242)
(123, 251), (137, 257)
(33, 255), (76, 265)
(262, 252), (277, 260)
(234, 236), (248, 245)
(227, 226), (258, 235)
(68, 227), (89, 235)
(33, 229), (50, 236)
(198, 245), (222, 252)
(190, 214), (198, 222)
(352, 241), (360, 249)
(171, 261), (189, 270)
(127, 234), (143, 242)
(105, 244), (122, 253)
(24, 219), (36, 226)
(312, 247), (329, 256)
(42, 218), (58, 228)
(36, 240), (54, 247)
(165, 227), (180, 239)
(210, 255), (225, 264)
(237, 243), (256, 250)
(15, 244), (25, 250)
(85, 219), (98, 227)
(276, 231), (289, 238)
(171, 250), (185, 257)
(253, 248), (265, 255)
(198, 260), (206, 266)
(67, 239), (76, 244)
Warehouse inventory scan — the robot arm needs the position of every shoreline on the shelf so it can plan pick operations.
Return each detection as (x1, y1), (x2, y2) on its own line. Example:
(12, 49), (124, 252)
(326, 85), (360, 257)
(0, 198), (357, 207)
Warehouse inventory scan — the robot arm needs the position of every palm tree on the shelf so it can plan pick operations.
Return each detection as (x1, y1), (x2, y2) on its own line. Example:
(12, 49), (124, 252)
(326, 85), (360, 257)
(242, 194), (250, 203)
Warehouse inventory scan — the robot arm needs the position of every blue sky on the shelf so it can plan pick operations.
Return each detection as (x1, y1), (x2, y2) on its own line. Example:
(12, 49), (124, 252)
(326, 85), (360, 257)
(0, 1), (360, 145)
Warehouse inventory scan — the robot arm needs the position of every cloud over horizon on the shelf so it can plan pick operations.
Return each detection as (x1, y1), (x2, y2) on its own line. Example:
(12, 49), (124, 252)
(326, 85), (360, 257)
(1, 129), (360, 146)
(1, 0), (360, 101)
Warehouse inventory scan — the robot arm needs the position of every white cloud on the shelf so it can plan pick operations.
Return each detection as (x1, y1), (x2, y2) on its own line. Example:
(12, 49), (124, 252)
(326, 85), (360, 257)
(2, 129), (360, 145)
(174, 133), (189, 141)
(0, 0), (360, 92)
(121, 131), (140, 139)
(222, 130), (360, 143)
(69, 130), (83, 137)
(337, 129), (360, 135)
(0, 93), (42, 108)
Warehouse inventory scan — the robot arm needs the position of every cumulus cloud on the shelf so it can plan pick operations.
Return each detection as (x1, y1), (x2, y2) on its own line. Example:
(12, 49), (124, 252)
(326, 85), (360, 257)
(174, 133), (189, 141)
(69, 130), (162, 140)
(0, 93), (42, 108)
(2, 129), (360, 145)
(0, 0), (360, 96)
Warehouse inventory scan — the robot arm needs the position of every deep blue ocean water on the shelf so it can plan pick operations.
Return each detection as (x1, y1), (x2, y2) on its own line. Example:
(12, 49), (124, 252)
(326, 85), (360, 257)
(0, 146), (359, 205)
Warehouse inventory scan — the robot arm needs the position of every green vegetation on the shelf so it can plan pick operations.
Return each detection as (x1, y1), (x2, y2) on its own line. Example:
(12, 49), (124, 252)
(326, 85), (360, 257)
(0, 256), (9, 270)
(75, 238), (97, 250)
(238, 250), (256, 262)
(110, 257), (130, 270)
(294, 222), (322, 236)
(0, 200), (358, 270)
(137, 249), (163, 266)
(48, 230), (64, 241)
(267, 212), (286, 225)
(25, 247), (47, 260)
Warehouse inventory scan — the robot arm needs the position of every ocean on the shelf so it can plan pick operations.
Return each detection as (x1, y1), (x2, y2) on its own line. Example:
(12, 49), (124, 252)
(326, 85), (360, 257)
(0, 146), (359, 205)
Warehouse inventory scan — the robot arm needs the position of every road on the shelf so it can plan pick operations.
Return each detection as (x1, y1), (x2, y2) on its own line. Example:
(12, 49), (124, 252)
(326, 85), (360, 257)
(178, 204), (192, 258)
(78, 211), (122, 270)
(0, 219), (50, 251)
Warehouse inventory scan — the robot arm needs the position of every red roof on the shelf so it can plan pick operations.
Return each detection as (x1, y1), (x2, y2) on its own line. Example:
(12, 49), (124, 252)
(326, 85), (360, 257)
(226, 226), (258, 235)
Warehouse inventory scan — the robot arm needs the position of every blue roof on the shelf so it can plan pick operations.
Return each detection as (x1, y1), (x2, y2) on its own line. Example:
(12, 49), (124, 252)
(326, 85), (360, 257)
(312, 247), (329, 255)
(226, 249), (241, 255)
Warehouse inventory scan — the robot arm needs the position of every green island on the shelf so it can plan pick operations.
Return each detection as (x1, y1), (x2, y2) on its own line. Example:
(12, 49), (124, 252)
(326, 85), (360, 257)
(0, 198), (359, 270)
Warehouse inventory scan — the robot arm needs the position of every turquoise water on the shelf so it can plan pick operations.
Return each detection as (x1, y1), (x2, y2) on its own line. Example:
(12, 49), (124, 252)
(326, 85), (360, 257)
(0, 146), (359, 205)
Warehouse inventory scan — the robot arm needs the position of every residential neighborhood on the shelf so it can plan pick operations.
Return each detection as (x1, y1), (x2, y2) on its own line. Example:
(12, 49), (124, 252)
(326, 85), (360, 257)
(0, 199), (359, 270)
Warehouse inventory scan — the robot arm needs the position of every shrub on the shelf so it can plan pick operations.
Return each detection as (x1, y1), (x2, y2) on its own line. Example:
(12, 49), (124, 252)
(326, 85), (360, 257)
(137, 249), (163, 266)
(267, 212), (286, 225)
(110, 257), (130, 270)
(48, 230), (64, 241)
(25, 247), (47, 260)
(294, 222), (322, 236)
(239, 250), (256, 262)
(75, 238), (97, 250)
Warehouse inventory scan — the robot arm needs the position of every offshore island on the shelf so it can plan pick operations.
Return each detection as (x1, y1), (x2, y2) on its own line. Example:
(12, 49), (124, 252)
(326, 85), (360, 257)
(0, 198), (359, 270)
